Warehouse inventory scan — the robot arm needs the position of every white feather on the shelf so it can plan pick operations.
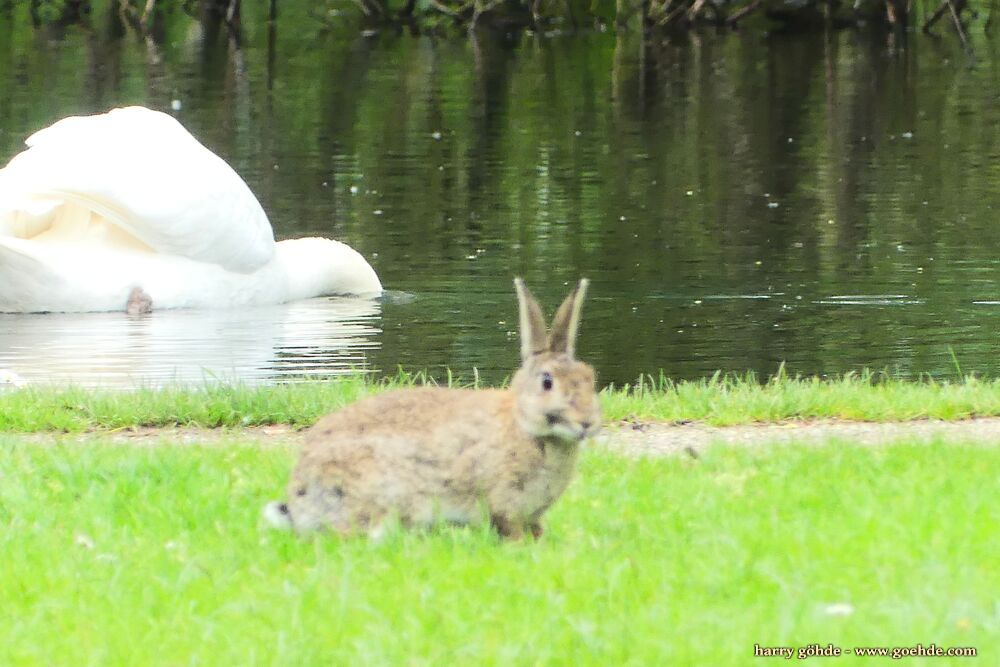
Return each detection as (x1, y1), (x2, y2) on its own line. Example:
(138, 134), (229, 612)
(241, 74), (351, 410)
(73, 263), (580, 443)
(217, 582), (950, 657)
(0, 369), (26, 387)
(0, 106), (381, 313)
(263, 502), (294, 531)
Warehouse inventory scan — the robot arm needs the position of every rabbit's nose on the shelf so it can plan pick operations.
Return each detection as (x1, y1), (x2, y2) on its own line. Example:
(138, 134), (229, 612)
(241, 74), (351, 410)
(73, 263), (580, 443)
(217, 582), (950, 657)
(580, 421), (592, 431)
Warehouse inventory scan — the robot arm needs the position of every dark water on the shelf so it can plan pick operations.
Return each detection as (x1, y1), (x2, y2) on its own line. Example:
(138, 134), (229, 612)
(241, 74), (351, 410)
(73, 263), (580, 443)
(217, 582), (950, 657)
(1, 4), (998, 387)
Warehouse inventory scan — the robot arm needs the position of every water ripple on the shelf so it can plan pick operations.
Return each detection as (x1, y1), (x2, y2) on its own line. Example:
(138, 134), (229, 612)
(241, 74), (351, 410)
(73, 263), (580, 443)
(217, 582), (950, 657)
(0, 297), (382, 389)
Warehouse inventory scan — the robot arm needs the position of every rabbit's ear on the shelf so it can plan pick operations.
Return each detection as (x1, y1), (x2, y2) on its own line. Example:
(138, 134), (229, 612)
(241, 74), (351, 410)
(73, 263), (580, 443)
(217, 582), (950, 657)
(548, 278), (589, 357)
(515, 278), (548, 360)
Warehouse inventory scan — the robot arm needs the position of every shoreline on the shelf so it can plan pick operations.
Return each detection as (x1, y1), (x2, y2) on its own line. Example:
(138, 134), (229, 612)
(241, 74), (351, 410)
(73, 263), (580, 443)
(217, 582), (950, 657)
(6, 372), (1000, 432)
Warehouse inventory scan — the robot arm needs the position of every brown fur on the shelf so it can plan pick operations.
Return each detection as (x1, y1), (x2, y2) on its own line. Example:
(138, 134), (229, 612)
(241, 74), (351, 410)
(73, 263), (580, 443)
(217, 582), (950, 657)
(271, 279), (600, 539)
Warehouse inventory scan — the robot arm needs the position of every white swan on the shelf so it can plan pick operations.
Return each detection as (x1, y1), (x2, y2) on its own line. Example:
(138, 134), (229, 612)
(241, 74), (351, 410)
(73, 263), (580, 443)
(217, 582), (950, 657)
(0, 106), (382, 313)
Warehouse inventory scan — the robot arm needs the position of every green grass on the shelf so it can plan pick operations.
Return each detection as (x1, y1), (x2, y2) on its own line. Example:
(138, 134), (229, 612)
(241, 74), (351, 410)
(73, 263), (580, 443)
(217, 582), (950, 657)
(604, 370), (1000, 424)
(5, 370), (1000, 431)
(0, 437), (996, 664)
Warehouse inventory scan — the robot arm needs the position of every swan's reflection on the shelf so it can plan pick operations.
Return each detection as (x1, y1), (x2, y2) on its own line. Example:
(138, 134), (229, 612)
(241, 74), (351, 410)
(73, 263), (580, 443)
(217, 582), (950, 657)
(0, 297), (381, 387)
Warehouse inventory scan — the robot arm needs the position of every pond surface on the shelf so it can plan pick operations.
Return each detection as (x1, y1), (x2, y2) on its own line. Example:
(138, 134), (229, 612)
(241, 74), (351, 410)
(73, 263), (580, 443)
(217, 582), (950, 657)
(1, 5), (998, 387)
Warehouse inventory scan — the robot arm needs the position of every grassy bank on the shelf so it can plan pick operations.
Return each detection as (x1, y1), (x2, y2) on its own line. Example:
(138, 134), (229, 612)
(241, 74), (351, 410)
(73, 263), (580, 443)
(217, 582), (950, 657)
(1, 438), (995, 664)
(4, 371), (1000, 432)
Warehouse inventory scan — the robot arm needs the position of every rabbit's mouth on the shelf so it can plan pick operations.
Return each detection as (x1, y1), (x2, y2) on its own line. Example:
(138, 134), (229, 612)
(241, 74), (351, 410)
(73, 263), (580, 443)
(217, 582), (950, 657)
(545, 413), (597, 441)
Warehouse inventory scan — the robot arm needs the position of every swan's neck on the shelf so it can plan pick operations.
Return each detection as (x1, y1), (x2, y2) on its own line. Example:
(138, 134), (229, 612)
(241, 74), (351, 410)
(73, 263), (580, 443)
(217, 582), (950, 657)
(275, 237), (382, 300)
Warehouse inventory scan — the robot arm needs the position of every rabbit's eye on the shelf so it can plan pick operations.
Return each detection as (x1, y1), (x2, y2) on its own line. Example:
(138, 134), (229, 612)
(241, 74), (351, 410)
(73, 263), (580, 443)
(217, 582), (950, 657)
(541, 372), (554, 391)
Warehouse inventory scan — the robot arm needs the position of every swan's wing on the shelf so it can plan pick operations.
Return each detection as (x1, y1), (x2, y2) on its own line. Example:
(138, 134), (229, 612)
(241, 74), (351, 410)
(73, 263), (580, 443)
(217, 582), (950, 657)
(0, 237), (66, 313)
(1, 106), (274, 273)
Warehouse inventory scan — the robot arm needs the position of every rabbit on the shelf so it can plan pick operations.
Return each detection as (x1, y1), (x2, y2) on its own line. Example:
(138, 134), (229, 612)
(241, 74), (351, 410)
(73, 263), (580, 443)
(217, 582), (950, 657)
(264, 278), (601, 540)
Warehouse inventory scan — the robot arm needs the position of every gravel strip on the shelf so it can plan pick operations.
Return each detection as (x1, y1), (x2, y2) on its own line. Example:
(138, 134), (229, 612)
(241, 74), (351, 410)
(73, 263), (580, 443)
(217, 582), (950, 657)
(3, 425), (305, 447)
(5, 418), (1000, 455)
(597, 417), (1000, 457)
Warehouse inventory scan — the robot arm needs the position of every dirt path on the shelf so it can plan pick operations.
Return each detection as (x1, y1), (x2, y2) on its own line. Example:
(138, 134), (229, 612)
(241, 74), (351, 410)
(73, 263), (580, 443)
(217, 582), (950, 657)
(7, 418), (1000, 455)
(598, 418), (1000, 456)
